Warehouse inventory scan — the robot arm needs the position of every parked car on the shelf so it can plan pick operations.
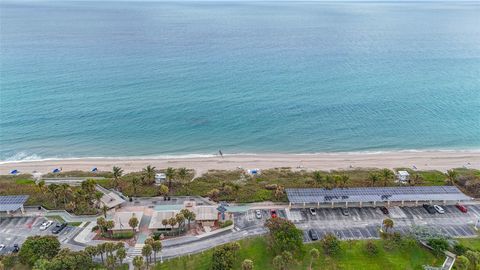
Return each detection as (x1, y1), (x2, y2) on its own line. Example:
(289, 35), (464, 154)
(255, 209), (262, 219)
(433, 205), (445, 214)
(308, 229), (319, 241)
(40, 220), (54, 230)
(0, 244), (5, 251)
(456, 204), (468, 213)
(340, 208), (349, 216)
(309, 208), (317, 216)
(270, 210), (278, 218)
(379, 206), (389, 215)
(52, 223), (67, 234)
(423, 204), (436, 214)
(12, 244), (19, 253)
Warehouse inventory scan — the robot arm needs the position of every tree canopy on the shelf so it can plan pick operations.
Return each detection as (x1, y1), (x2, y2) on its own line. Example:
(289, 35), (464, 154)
(264, 217), (303, 254)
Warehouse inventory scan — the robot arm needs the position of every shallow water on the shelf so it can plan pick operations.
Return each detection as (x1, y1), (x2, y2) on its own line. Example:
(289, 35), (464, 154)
(1, 1), (479, 161)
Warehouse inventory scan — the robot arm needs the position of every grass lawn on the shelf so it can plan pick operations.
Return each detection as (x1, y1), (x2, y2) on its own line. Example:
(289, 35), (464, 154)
(14, 179), (35, 185)
(155, 236), (441, 270)
(457, 237), (480, 251)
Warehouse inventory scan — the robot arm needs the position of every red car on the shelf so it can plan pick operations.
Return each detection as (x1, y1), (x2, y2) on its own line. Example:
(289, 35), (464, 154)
(456, 204), (468, 213)
(270, 210), (278, 218)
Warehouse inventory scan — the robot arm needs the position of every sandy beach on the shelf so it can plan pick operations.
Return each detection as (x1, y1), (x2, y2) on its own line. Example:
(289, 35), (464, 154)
(0, 151), (479, 176)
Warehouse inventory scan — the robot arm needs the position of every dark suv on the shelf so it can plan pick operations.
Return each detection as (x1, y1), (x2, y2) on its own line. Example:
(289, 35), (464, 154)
(380, 206), (389, 215)
(422, 204), (436, 214)
(308, 229), (319, 241)
(52, 223), (67, 234)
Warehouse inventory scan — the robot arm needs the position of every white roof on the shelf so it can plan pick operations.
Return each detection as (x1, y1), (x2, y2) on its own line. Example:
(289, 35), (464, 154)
(193, 205), (218, 221)
(149, 210), (179, 229)
(397, 171), (410, 176)
(101, 191), (126, 209)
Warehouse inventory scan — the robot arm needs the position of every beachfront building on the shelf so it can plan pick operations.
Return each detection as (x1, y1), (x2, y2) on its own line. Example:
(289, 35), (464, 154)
(0, 195), (29, 215)
(101, 190), (126, 209)
(396, 170), (410, 184)
(110, 211), (144, 232)
(148, 201), (223, 232)
(285, 186), (472, 209)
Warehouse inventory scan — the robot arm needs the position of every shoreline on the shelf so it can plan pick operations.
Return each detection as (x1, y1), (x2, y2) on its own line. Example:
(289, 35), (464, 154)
(0, 150), (479, 175)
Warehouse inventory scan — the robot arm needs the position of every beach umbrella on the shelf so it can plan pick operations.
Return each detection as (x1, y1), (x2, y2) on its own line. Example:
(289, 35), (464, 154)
(53, 168), (61, 173)
(10, 169), (18, 175)
(91, 167), (98, 172)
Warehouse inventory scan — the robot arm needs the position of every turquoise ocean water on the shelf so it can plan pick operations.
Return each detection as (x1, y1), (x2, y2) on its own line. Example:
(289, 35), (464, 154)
(0, 1), (479, 161)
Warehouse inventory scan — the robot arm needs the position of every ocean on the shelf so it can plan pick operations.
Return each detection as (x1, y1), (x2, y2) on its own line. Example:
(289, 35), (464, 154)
(0, 1), (479, 161)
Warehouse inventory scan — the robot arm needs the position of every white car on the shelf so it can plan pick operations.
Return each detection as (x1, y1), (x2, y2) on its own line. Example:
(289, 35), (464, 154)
(255, 209), (262, 219)
(40, 220), (54, 230)
(433, 205), (445, 214)
(309, 208), (317, 216)
(0, 244), (5, 251)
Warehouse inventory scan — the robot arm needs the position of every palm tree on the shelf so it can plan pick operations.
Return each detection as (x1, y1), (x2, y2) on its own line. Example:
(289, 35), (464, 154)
(383, 218), (394, 233)
(142, 165), (156, 185)
(102, 205), (109, 218)
(446, 170), (458, 185)
(48, 184), (60, 207)
(165, 167), (176, 191)
(381, 169), (394, 187)
(132, 256), (144, 270)
(151, 240), (162, 264)
(131, 177), (140, 197)
(97, 243), (107, 264)
(85, 246), (98, 261)
(312, 171), (323, 187)
(180, 209), (196, 229)
(168, 217), (177, 233)
(81, 179), (96, 194)
(116, 247), (126, 266)
(129, 215), (139, 235)
(176, 213), (185, 235)
(37, 180), (46, 196)
(162, 219), (168, 230)
(410, 173), (422, 186)
(94, 191), (103, 208)
(368, 173), (380, 187)
(106, 255), (116, 270)
(309, 248), (320, 270)
(242, 259), (254, 270)
(105, 220), (115, 237)
(59, 183), (71, 205)
(112, 166), (123, 190)
(177, 167), (188, 184)
(142, 244), (153, 267)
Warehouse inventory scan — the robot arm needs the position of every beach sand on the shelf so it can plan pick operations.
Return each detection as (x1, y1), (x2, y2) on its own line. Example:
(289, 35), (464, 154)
(0, 151), (479, 176)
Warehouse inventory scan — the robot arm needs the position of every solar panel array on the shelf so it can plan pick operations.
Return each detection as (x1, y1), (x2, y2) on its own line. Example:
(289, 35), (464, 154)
(285, 186), (471, 204)
(0, 195), (29, 212)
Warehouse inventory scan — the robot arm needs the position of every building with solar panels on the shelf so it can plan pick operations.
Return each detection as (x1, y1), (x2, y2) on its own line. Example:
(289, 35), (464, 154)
(0, 195), (29, 214)
(285, 186), (472, 208)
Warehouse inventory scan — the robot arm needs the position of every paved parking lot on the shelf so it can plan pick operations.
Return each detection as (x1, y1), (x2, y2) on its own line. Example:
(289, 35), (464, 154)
(0, 216), (80, 255)
(232, 204), (480, 242)
(234, 209), (286, 230)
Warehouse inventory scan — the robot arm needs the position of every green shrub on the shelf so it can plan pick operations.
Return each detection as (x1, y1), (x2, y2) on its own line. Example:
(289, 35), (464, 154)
(365, 241), (378, 255)
(102, 231), (134, 239)
(219, 220), (233, 228)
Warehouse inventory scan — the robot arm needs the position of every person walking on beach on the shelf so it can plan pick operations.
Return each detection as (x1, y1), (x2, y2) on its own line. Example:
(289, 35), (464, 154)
(219, 150), (223, 158)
